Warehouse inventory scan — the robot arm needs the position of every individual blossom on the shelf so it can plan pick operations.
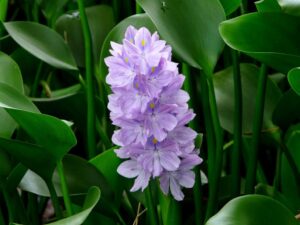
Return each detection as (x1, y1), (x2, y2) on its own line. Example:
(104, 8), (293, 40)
(105, 25), (202, 200)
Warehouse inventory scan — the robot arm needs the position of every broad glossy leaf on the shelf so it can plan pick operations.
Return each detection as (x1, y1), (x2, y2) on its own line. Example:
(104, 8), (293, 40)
(0, 138), (57, 179)
(55, 5), (115, 67)
(273, 89), (300, 130)
(13, 186), (101, 225)
(20, 154), (113, 199)
(278, 0), (300, 16)
(0, 150), (12, 179)
(99, 13), (155, 82)
(288, 67), (300, 95)
(90, 147), (123, 199)
(33, 85), (87, 132)
(4, 21), (77, 70)
(0, 52), (23, 138)
(219, 13), (300, 73)
(7, 109), (76, 152)
(0, 83), (38, 113)
(220, 0), (241, 15)
(255, 183), (297, 213)
(281, 124), (300, 211)
(48, 186), (100, 225)
(255, 0), (281, 12)
(0, 83), (76, 179)
(137, 0), (225, 75)
(214, 63), (282, 134)
(206, 195), (299, 225)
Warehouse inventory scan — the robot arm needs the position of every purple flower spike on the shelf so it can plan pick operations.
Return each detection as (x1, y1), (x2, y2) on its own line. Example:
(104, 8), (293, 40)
(105, 26), (203, 201)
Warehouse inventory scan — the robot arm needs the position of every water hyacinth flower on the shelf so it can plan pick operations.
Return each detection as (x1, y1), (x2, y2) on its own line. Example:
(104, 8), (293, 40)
(105, 25), (202, 201)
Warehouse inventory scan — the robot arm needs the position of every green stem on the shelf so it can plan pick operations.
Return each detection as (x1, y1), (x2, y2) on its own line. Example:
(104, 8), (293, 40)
(136, 1), (143, 14)
(205, 75), (224, 221)
(144, 184), (158, 225)
(231, 50), (242, 197)
(200, 74), (216, 181)
(123, 0), (133, 16)
(27, 193), (39, 225)
(112, 206), (126, 225)
(0, 0), (8, 21)
(57, 160), (73, 216)
(77, 0), (96, 158)
(241, 0), (248, 14)
(95, 116), (111, 150)
(12, 190), (30, 225)
(279, 141), (300, 186)
(273, 147), (282, 191)
(31, 61), (43, 97)
(2, 186), (14, 222)
(46, 180), (63, 219)
(245, 64), (268, 194)
(112, 0), (120, 22)
(193, 167), (203, 225)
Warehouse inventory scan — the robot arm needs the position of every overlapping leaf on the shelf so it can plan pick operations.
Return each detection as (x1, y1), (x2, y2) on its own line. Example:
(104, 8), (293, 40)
(4, 21), (77, 70)
(206, 195), (299, 225)
(137, 0), (225, 75)
(13, 186), (100, 225)
(55, 5), (115, 67)
(220, 12), (300, 73)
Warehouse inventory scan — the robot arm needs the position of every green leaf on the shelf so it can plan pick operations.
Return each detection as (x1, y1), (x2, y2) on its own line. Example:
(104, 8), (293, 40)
(205, 195), (299, 225)
(281, 124), (300, 212)
(288, 67), (300, 96)
(273, 89), (300, 130)
(6, 109), (76, 153)
(4, 21), (77, 70)
(255, 183), (297, 213)
(38, 0), (69, 26)
(0, 138), (57, 179)
(278, 0), (300, 16)
(0, 83), (39, 113)
(255, 0), (281, 12)
(13, 186), (101, 225)
(99, 13), (156, 84)
(19, 154), (113, 199)
(90, 147), (124, 200)
(0, 83), (76, 179)
(137, 0), (225, 75)
(55, 5), (115, 67)
(214, 63), (282, 134)
(220, 0), (241, 15)
(219, 12), (300, 73)
(0, 51), (23, 138)
(49, 186), (100, 225)
(159, 193), (181, 225)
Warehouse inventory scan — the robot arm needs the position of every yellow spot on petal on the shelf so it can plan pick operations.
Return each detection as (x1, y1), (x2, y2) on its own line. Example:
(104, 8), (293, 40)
(124, 57), (129, 63)
(152, 138), (158, 144)
(141, 39), (146, 46)
(150, 102), (155, 109)
(151, 67), (156, 73)
(129, 38), (134, 43)
(135, 83), (139, 89)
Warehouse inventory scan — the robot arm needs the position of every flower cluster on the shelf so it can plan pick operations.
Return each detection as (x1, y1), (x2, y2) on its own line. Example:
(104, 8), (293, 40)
(105, 26), (202, 201)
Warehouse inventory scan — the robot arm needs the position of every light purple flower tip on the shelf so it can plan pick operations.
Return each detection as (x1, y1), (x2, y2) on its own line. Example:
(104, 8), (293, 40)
(105, 26), (202, 201)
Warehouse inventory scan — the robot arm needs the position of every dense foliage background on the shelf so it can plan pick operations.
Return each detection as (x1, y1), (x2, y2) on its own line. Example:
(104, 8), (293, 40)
(0, 0), (300, 224)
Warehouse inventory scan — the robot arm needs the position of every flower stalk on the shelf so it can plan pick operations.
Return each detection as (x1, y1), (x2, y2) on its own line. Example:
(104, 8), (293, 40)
(77, 0), (96, 158)
(245, 64), (267, 194)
